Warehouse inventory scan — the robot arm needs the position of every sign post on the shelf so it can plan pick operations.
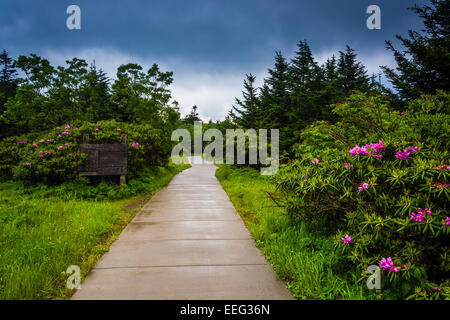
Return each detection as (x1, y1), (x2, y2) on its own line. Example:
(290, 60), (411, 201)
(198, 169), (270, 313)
(79, 134), (128, 185)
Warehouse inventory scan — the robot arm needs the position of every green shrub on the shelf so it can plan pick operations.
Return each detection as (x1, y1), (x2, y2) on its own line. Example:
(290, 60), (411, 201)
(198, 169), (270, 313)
(276, 91), (450, 299)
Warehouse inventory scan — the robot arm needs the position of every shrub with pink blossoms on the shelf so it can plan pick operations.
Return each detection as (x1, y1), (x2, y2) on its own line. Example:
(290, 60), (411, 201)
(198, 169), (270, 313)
(341, 234), (352, 244)
(358, 183), (369, 192)
(0, 119), (171, 183)
(395, 146), (418, 160)
(349, 140), (384, 158)
(276, 91), (450, 299)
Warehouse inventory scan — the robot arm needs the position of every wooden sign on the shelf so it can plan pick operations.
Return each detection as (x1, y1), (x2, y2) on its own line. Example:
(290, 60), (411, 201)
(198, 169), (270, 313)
(79, 134), (128, 184)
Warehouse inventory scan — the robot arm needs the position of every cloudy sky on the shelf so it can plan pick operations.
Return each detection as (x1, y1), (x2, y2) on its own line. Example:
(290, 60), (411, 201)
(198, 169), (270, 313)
(0, 0), (428, 121)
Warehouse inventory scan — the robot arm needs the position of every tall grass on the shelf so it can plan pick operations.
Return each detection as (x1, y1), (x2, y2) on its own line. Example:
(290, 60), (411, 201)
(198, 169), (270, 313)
(215, 165), (368, 300)
(0, 163), (190, 299)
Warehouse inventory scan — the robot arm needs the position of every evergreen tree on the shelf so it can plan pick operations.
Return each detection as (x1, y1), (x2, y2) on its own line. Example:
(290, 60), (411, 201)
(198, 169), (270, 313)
(2, 54), (56, 134)
(323, 55), (339, 82)
(81, 62), (111, 121)
(289, 40), (317, 88)
(288, 40), (323, 127)
(0, 50), (18, 138)
(231, 73), (260, 128)
(183, 105), (201, 124)
(260, 51), (290, 128)
(382, 0), (450, 100)
(259, 51), (294, 150)
(0, 50), (18, 108)
(337, 45), (371, 93)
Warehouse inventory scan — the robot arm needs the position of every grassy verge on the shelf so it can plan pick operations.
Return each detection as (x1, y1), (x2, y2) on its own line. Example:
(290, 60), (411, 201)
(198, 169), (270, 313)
(0, 162), (190, 300)
(215, 165), (368, 300)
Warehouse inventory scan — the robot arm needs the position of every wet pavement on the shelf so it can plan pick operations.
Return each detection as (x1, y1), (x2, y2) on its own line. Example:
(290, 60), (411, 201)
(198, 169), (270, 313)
(71, 157), (292, 300)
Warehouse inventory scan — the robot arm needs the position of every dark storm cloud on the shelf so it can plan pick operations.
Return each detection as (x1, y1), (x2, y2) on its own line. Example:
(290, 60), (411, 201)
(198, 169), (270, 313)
(0, 0), (429, 119)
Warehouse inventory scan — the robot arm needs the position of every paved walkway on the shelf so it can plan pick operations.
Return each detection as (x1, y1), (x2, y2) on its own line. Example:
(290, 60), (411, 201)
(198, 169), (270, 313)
(72, 157), (292, 300)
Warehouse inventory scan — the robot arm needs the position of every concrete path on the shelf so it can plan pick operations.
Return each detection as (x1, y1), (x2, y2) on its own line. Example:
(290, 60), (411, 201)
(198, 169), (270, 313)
(72, 157), (292, 300)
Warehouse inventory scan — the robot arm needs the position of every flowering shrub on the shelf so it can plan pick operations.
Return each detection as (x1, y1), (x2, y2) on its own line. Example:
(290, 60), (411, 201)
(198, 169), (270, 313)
(0, 120), (173, 183)
(276, 91), (450, 299)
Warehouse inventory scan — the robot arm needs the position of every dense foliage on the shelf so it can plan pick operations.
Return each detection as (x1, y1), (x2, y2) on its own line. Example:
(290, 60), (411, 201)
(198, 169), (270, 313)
(276, 91), (449, 299)
(226, 1), (450, 300)
(382, 0), (450, 100)
(0, 55), (180, 138)
(228, 44), (385, 151)
(0, 50), (182, 184)
(0, 120), (174, 183)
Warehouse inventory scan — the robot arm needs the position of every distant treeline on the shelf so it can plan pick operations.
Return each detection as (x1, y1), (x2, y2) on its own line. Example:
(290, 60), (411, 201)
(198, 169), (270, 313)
(0, 54), (182, 139)
(229, 0), (449, 151)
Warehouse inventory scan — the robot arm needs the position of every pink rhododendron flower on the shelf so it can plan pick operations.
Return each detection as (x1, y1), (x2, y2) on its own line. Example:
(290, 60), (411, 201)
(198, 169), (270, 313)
(395, 150), (410, 160)
(341, 235), (352, 244)
(379, 257), (394, 271)
(23, 162), (31, 166)
(345, 163), (352, 168)
(313, 158), (319, 164)
(391, 266), (400, 272)
(445, 217), (450, 227)
(65, 125), (70, 130)
(395, 146), (418, 160)
(437, 165), (450, 170)
(349, 140), (384, 158)
(33, 143), (37, 147)
(358, 183), (369, 192)
(410, 208), (427, 222)
(117, 128), (121, 132)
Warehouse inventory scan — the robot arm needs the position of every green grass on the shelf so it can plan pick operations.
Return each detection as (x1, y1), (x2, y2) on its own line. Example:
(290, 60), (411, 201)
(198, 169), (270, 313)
(215, 165), (368, 300)
(0, 162), (190, 300)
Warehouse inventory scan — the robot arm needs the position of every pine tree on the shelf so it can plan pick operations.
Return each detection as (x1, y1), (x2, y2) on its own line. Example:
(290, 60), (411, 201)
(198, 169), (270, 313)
(0, 50), (18, 108)
(288, 40), (323, 126)
(324, 55), (338, 82)
(231, 73), (260, 128)
(260, 51), (290, 128)
(259, 51), (294, 150)
(289, 40), (317, 88)
(337, 45), (371, 93)
(381, 0), (450, 100)
(81, 62), (111, 121)
(183, 105), (201, 124)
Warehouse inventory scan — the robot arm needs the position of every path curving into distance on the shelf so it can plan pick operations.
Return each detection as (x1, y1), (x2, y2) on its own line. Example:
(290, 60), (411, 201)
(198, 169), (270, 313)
(72, 157), (292, 300)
